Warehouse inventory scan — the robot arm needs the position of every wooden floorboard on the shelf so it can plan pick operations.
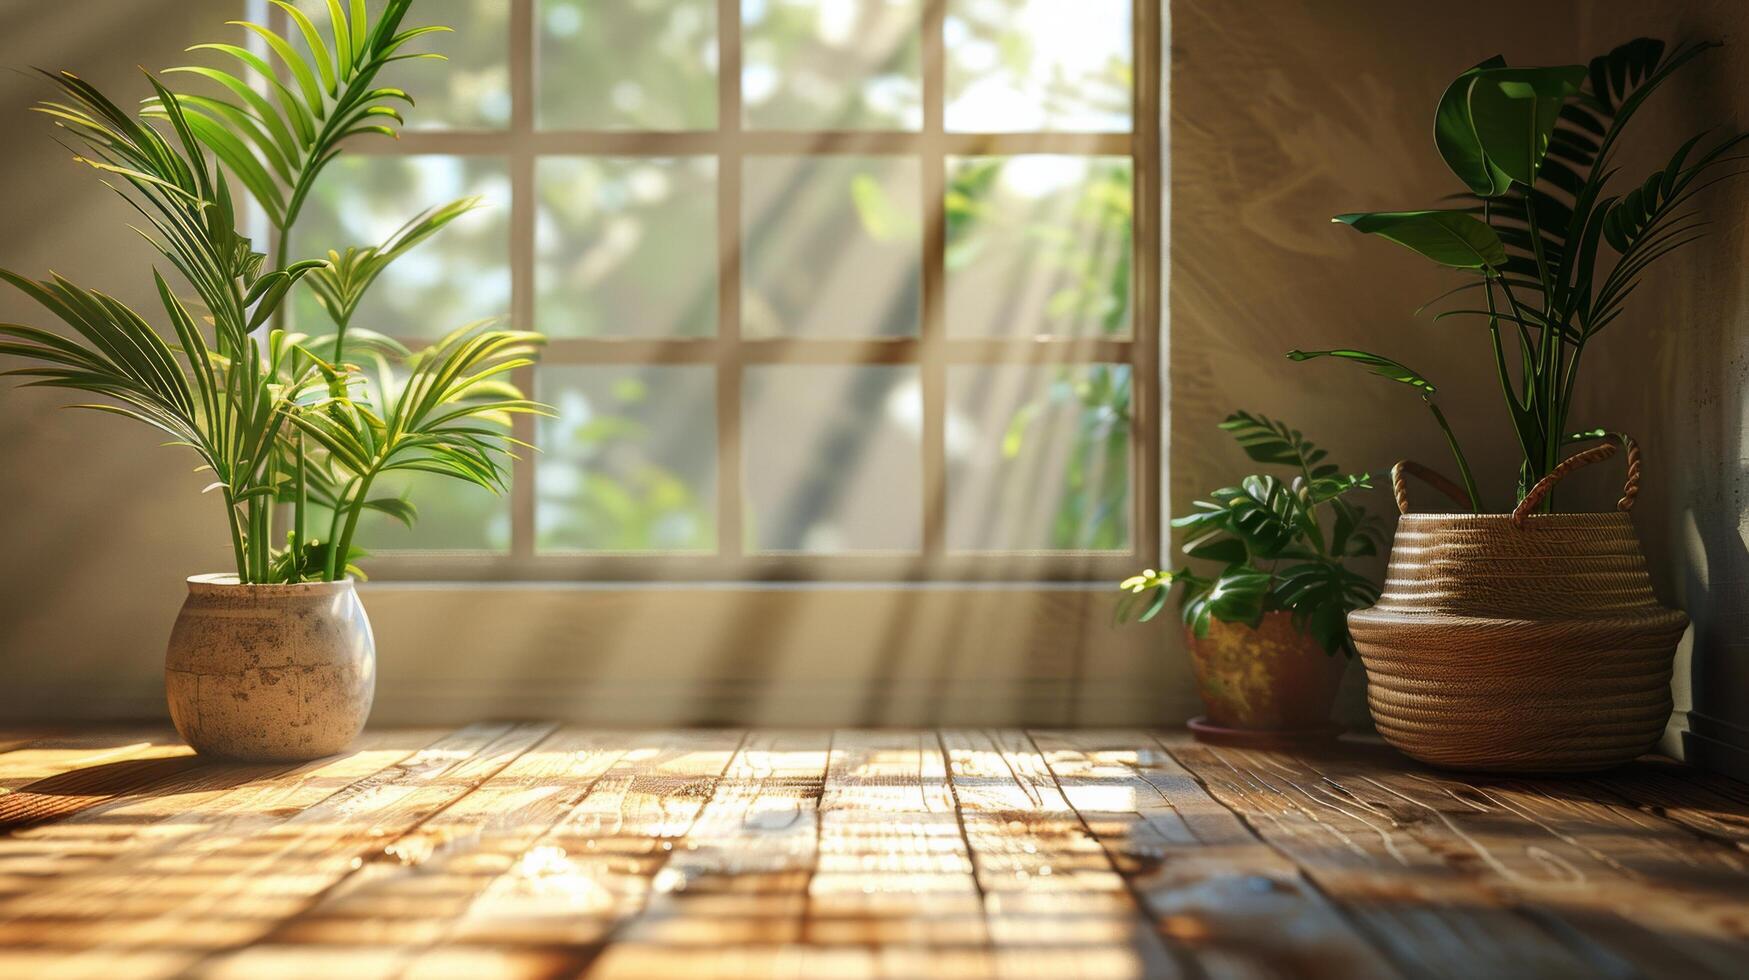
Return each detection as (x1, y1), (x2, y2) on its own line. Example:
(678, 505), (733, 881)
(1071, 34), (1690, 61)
(402, 728), (745, 978)
(0, 730), (443, 908)
(1032, 730), (1399, 979)
(1280, 742), (1742, 973)
(1587, 756), (1749, 853)
(0, 728), (1746, 979)
(943, 729), (1182, 979)
(0, 729), (192, 833)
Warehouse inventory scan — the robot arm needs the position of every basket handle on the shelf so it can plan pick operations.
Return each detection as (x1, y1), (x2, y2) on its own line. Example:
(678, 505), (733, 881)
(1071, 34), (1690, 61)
(1390, 460), (1474, 515)
(1510, 433), (1641, 529)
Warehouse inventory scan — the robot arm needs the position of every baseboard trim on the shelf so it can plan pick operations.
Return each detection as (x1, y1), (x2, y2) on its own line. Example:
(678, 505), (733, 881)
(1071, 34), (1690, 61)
(1683, 712), (1749, 784)
(0, 680), (1205, 729)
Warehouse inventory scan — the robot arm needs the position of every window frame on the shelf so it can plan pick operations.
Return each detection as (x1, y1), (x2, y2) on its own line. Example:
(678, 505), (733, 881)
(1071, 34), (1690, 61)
(291, 0), (1163, 583)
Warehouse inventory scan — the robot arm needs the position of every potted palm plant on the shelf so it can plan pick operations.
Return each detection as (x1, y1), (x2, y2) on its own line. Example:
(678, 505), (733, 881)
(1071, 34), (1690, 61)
(1297, 38), (1728, 771)
(0, 2), (546, 760)
(1118, 413), (1382, 744)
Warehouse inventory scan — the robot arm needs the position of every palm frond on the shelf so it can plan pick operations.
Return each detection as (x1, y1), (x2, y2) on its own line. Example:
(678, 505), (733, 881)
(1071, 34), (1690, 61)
(144, 0), (448, 243)
(287, 322), (548, 574)
(1218, 411), (1339, 479)
(303, 197), (481, 330)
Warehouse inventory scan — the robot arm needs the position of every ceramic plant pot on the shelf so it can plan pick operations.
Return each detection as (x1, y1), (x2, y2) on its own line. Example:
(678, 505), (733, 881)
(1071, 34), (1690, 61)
(1185, 610), (1348, 743)
(1349, 437), (1688, 773)
(165, 574), (375, 761)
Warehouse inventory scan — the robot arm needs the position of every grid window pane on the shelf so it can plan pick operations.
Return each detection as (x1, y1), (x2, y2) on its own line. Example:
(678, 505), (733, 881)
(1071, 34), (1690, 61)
(353, 471), (510, 552)
(945, 0), (1133, 132)
(537, 157), (718, 338)
(743, 0), (923, 130)
(744, 366), (922, 552)
(314, 0), (1155, 577)
(744, 156), (922, 338)
(946, 156), (1132, 338)
(947, 365), (1132, 551)
(538, 0), (719, 130)
(290, 155), (511, 338)
(538, 366), (718, 552)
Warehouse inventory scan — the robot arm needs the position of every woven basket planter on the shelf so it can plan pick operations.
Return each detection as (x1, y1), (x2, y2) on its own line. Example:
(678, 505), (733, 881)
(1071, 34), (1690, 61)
(1348, 436), (1687, 773)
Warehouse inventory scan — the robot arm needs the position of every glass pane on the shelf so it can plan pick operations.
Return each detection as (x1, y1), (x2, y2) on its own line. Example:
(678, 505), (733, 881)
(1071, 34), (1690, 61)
(945, 156), (1132, 338)
(291, 1), (508, 129)
(290, 155), (511, 338)
(537, 157), (718, 338)
(383, 0), (510, 128)
(539, 0), (718, 130)
(945, 0), (1133, 132)
(947, 365), (1131, 551)
(744, 365), (921, 552)
(538, 366), (717, 551)
(352, 471), (510, 552)
(743, 0), (922, 130)
(743, 156), (921, 338)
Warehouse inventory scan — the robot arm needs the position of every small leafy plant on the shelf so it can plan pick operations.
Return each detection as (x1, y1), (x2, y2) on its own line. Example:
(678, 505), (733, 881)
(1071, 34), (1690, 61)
(1117, 413), (1383, 656)
(0, 1), (547, 583)
(1304, 38), (1746, 510)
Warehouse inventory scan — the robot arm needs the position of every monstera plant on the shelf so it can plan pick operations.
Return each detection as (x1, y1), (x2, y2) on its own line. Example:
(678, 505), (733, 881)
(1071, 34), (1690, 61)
(1117, 413), (1383, 739)
(1296, 38), (1746, 509)
(0, 1), (545, 759)
(1118, 412), (1383, 655)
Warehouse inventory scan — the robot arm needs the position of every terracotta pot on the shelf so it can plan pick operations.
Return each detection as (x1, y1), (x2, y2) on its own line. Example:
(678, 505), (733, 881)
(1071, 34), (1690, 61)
(1350, 438), (1687, 773)
(1185, 611), (1347, 730)
(165, 574), (375, 761)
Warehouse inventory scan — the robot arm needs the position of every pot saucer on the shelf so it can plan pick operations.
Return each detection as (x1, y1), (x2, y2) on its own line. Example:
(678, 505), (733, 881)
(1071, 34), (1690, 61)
(1186, 716), (1344, 748)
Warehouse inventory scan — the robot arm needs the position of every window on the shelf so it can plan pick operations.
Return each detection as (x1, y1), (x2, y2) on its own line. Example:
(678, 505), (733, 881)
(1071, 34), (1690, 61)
(285, 0), (1161, 582)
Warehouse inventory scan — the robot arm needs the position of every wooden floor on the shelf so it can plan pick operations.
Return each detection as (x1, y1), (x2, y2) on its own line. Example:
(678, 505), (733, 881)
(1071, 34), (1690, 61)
(0, 728), (1747, 979)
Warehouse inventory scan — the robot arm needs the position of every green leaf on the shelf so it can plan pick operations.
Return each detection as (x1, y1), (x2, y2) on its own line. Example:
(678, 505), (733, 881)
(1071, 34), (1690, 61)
(327, 0), (353, 75)
(362, 495), (418, 529)
(161, 65), (301, 164)
(1435, 56), (1512, 196)
(1286, 349), (1437, 394)
(1177, 476), (1306, 560)
(1276, 561), (1380, 655)
(271, 0), (338, 95)
(1333, 210), (1507, 270)
(301, 198), (481, 330)
(1307, 472), (1373, 503)
(161, 108), (286, 225)
(1467, 65), (1586, 188)
(1182, 569), (1271, 636)
(1183, 536), (1248, 566)
(1589, 37), (1665, 114)
(1218, 410), (1337, 478)
(164, 0), (423, 237)
(232, 20), (326, 121)
(1601, 132), (1743, 252)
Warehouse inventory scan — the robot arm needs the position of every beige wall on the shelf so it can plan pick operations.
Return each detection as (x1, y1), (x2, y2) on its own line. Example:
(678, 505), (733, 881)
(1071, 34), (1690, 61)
(1171, 0), (1587, 522)
(1569, 0), (1749, 777)
(0, 2), (1743, 759)
(0, 1), (243, 718)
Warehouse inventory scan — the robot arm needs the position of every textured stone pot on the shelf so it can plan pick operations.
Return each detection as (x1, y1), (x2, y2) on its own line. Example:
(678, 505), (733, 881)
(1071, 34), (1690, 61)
(1350, 439), (1687, 773)
(1186, 611), (1347, 730)
(165, 574), (375, 761)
